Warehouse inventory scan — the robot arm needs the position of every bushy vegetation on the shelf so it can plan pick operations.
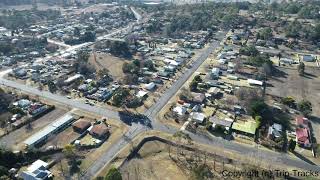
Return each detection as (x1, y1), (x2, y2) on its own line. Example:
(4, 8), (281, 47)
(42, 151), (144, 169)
(0, 9), (61, 29)
(105, 167), (122, 180)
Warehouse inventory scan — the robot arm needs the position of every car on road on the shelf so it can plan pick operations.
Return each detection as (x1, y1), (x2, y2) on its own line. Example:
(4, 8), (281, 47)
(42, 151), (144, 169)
(67, 96), (71, 99)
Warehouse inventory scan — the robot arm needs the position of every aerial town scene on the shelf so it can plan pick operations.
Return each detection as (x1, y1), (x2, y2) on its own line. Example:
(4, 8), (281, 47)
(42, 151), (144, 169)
(0, 0), (320, 179)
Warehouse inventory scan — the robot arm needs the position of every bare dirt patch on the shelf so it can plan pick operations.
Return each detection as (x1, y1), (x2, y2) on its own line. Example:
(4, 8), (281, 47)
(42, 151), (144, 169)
(89, 53), (128, 80)
(267, 66), (320, 139)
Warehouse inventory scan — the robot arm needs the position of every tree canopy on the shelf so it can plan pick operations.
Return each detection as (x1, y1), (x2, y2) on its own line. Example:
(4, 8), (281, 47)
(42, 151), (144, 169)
(105, 167), (122, 180)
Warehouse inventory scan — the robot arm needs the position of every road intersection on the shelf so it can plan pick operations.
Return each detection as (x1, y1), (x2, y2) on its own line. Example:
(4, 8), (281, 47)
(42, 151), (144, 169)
(0, 9), (320, 179)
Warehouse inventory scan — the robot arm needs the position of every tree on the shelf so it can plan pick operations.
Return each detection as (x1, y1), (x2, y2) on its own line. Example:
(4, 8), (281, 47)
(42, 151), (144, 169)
(105, 167), (122, 180)
(63, 144), (76, 159)
(255, 115), (262, 124)
(112, 88), (129, 106)
(258, 27), (272, 40)
(78, 63), (95, 76)
(261, 62), (272, 77)
(250, 100), (269, 123)
(144, 60), (155, 71)
(189, 75), (202, 92)
(190, 164), (213, 180)
(281, 96), (296, 108)
(77, 50), (90, 63)
(122, 62), (139, 74)
(179, 87), (192, 101)
(235, 87), (262, 111)
(81, 31), (96, 42)
(0, 88), (11, 112)
(97, 68), (111, 80)
(132, 59), (140, 67)
(47, 80), (57, 93)
(63, 144), (80, 174)
(73, 27), (81, 37)
(311, 23), (320, 42)
(239, 45), (259, 56)
(298, 100), (312, 116)
(123, 74), (138, 85)
(297, 62), (305, 76)
(248, 54), (271, 67)
(288, 139), (296, 152)
(285, 3), (300, 14)
(285, 20), (301, 38)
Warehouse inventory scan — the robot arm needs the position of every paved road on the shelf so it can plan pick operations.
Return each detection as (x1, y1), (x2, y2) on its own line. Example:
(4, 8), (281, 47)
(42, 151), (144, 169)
(0, 78), (120, 120)
(145, 31), (226, 119)
(1, 16), (320, 179)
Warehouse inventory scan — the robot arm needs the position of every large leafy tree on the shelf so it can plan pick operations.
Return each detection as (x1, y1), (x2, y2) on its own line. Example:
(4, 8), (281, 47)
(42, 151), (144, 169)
(298, 100), (312, 116)
(105, 167), (122, 180)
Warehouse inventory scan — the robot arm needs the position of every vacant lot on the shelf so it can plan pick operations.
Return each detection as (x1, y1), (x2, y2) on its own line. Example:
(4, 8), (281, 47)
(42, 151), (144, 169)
(267, 65), (320, 138)
(121, 141), (188, 180)
(89, 53), (128, 80)
(0, 108), (67, 150)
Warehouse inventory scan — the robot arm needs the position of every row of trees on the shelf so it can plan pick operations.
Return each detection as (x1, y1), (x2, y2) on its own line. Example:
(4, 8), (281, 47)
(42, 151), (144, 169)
(0, 9), (61, 30)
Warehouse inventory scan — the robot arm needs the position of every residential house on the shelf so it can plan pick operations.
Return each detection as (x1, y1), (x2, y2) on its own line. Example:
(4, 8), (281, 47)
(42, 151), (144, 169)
(89, 124), (110, 140)
(191, 92), (206, 104)
(211, 68), (220, 79)
(72, 119), (91, 133)
(296, 116), (311, 147)
(173, 105), (187, 116)
(268, 123), (283, 139)
(232, 119), (258, 137)
(144, 82), (156, 91)
(300, 55), (315, 62)
(209, 117), (233, 131)
(190, 112), (205, 124)
(21, 160), (52, 180)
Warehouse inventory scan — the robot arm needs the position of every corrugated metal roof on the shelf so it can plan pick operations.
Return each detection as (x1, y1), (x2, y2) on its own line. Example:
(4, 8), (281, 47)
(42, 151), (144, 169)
(24, 114), (74, 146)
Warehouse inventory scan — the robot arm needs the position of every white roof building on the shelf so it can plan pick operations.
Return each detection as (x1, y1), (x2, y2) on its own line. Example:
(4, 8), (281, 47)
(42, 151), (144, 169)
(64, 74), (83, 84)
(136, 90), (148, 98)
(21, 160), (52, 180)
(248, 79), (263, 86)
(211, 68), (220, 76)
(144, 82), (156, 91)
(24, 114), (74, 147)
(173, 106), (187, 116)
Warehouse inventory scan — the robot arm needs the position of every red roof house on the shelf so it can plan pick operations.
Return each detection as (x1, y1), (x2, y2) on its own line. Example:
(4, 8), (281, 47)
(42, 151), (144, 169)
(295, 116), (311, 147)
(89, 124), (110, 139)
(296, 127), (311, 147)
(296, 116), (309, 128)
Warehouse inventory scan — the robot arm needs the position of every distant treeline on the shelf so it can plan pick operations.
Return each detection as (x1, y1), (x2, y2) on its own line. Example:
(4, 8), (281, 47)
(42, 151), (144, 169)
(0, 0), (71, 6)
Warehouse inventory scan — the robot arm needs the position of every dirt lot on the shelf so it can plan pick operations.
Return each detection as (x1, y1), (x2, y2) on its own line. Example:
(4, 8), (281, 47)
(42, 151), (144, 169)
(89, 53), (128, 80)
(120, 141), (191, 180)
(267, 65), (320, 139)
(97, 131), (296, 180)
(0, 108), (67, 151)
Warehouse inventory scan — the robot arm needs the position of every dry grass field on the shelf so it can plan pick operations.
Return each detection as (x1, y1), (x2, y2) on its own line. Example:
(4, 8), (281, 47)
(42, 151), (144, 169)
(267, 65), (320, 139)
(89, 53), (128, 81)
